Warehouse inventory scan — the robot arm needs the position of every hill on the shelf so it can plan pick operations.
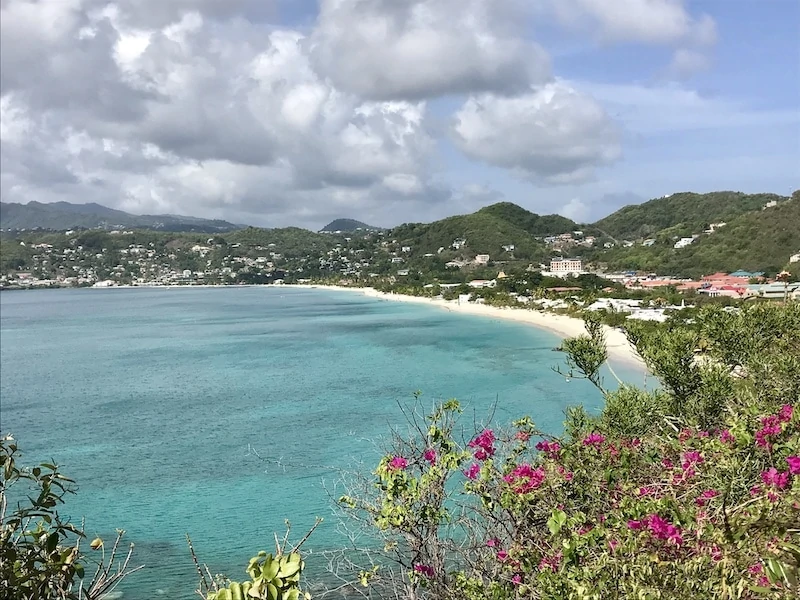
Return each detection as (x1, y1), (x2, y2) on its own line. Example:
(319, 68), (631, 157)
(0, 201), (244, 233)
(593, 191), (788, 240)
(390, 202), (578, 262)
(319, 218), (380, 232)
(591, 194), (800, 277)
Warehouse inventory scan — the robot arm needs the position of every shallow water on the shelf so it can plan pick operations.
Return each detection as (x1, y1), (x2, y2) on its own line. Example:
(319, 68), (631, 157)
(0, 287), (642, 598)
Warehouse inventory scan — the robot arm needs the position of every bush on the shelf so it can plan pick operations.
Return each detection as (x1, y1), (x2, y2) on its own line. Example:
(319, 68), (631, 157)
(336, 303), (800, 599)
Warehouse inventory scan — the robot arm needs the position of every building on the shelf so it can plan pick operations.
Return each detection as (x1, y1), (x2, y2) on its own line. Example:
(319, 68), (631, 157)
(474, 254), (490, 265)
(674, 236), (698, 249)
(550, 258), (583, 275)
(790, 252), (800, 264)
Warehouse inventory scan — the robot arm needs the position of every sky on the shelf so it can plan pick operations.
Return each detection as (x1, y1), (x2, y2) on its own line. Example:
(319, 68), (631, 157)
(1, 0), (798, 229)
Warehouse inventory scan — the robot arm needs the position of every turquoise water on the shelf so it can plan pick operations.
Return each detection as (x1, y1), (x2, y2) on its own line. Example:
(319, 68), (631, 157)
(0, 287), (642, 598)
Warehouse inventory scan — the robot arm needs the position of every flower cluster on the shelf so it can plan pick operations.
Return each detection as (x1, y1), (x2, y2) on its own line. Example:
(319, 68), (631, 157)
(503, 463), (546, 494)
(469, 429), (496, 461)
(628, 514), (683, 546)
(755, 404), (793, 449)
(582, 432), (605, 449)
(535, 440), (561, 458)
(388, 456), (408, 471)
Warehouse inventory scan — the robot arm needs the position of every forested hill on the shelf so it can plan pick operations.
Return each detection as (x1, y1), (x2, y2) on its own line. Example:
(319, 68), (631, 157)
(390, 202), (578, 262)
(0, 201), (243, 232)
(319, 218), (380, 232)
(591, 194), (800, 277)
(592, 191), (789, 240)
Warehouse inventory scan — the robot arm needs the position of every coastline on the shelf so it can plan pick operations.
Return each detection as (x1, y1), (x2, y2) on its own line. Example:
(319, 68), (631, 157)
(293, 284), (646, 371)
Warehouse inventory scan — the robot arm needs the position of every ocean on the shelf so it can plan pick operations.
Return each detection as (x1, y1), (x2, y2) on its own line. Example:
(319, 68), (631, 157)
(0, 287), (642, 598)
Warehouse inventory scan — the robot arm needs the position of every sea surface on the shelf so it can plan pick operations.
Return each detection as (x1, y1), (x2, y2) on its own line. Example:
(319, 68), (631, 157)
(0, 287), (643, 598)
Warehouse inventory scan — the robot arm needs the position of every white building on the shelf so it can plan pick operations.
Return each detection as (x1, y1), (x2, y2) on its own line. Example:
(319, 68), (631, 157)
(474, 254), (490, 265)
(674, 236), (698, 249)
(550, 258), (583, 275)
(790, 252), (800, 263)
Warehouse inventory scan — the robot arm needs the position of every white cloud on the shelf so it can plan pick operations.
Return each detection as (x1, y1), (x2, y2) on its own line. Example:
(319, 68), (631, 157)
(665, 48), (712, 80)
(309, 0), (550, 100)
(559, 197), (590, 222)
(543, 0), (716, 46)
(0, 1), (443, 227)
(452, 82), (621, 183)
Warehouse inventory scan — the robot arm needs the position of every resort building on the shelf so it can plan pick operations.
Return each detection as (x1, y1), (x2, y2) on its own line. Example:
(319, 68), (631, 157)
(550, 258), (583, 275)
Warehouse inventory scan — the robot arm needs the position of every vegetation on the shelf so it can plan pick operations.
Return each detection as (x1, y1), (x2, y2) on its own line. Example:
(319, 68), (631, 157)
(335, 303), (799, 599)
(0, 436), (141, 599)
(588, 194), (800, 277)
(319, 219), (380, 232)
(593, 191), (789, 241)
(0, 200), (241, 232)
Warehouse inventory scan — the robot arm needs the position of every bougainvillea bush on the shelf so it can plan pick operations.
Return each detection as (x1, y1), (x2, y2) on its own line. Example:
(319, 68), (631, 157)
(338, 303), (799, 599)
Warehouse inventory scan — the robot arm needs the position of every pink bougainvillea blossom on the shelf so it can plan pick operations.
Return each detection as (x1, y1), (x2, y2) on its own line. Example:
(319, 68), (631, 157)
(486, 538), (499, 548)
(463, 462), (480, 480)
(535, 440), (561, 457)
(779, 404), (793, 423)
(496, 550), (509, 562)
(538, 552), (562, 572)
(413, 564), (434, 578)
(503, 463), (546, 493)
(511, 574), (522, 585)
(761, 468), (789, 489)
(755, 414), (783, 449)
(469, 429), (496, 460)
(718, 429), (735, 444)
(695, 489), (719, 507)
(787, 456), (800, 475)
(388, 456), (408, 471)
(629, 514), (683, 546)
(582, 432), (605, 448)
(423, 448), (437, 465)
(515, 430), (531, 442)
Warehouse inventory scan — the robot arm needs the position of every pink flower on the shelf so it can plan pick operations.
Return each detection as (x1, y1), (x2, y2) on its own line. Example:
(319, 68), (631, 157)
(413, 564), (434, 578)
(535, 440), (561, 457)
(718, 429), (735, 444)
(645, 514), (683, 545)
(468, 429), (496, 460)
(627, 519), (643, 530)
(496, 550), (509, 562)
(463, 463), (480, 480)
(681, 451), (704, 469)
(486, 538), (499, 548)
(786, 456), (800, 475)
(695, 489), (719, 507)
(582, 432), (605, 448)
(515, 430), (531, 442)
(608, 539), (619, 552)
(750, 485), (762, 496)
(503, 463), (546, 493)
(638, 486), (654, 497)
(423, 448), (437, 465)
(538, 552), (562, 572)
(756, 415), (783, 449)
(388, 456), (408, 471)
(761, 467), (789, 489)
(748, 563), (763, 576)
(779, 404), (793, 423)
(661, 458), (674, 469)
(511, 574), (521, 585)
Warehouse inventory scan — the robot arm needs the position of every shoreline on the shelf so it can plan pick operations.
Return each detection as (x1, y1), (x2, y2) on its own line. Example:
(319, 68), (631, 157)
(293, 284), (646, 371)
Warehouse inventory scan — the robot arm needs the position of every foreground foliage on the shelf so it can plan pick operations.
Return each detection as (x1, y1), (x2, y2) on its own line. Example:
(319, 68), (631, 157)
(338, 302), (800, 599)
(0, 436), (140, 599)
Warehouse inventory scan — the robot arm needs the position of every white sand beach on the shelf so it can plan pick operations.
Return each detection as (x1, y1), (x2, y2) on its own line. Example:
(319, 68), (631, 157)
(294, 285), (646, 371)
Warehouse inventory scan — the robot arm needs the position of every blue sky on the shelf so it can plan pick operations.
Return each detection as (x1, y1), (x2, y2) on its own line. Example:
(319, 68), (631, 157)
(1, 0), (797, 227)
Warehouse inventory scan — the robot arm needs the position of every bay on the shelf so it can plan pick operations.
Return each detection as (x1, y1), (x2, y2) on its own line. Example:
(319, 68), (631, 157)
(0, 287), (641, 598)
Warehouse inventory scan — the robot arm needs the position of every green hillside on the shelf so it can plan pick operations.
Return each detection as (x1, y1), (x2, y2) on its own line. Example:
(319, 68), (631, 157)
(0, 201), (243, 232)
(391, 203), (577, 262)
(591, 195), (800, 277)
(593, 191), (788, 240)
(319, 218), (379, 232)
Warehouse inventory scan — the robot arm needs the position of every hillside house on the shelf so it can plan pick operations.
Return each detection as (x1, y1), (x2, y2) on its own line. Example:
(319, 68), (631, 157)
(474, 254), (490, 265)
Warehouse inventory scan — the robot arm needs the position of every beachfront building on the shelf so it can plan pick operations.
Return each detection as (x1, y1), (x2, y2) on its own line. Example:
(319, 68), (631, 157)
(550, 258), (583, 275)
